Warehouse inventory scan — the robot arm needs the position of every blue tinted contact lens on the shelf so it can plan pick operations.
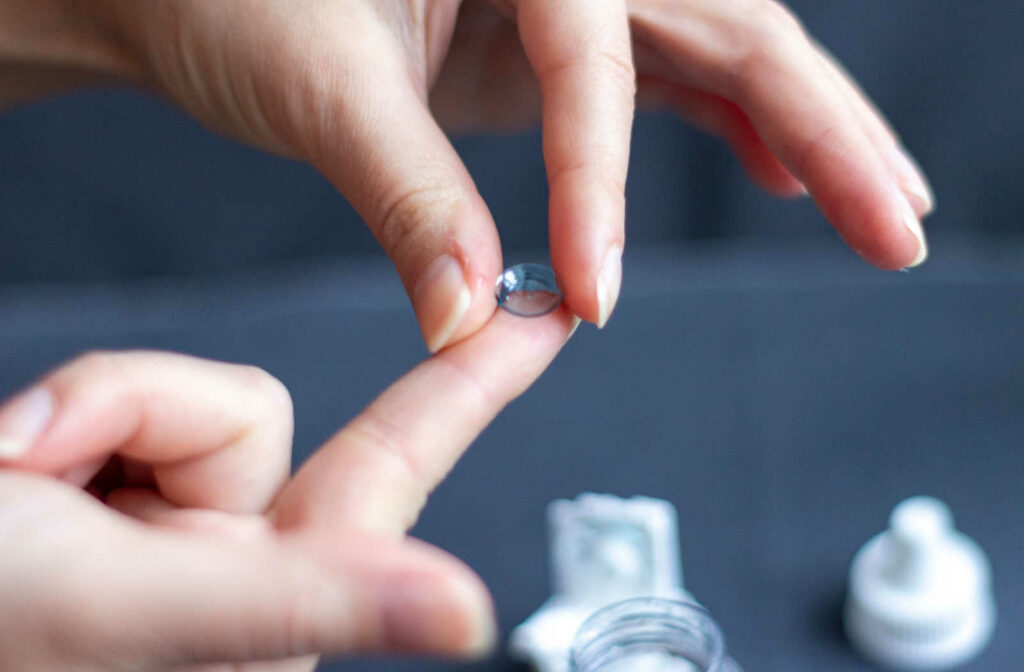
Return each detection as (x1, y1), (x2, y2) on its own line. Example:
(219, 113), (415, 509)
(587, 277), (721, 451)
(495, 263), (563, 317)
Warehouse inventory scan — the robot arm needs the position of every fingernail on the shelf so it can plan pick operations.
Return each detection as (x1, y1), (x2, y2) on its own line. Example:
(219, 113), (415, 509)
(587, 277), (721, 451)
(414, 255), (472, 354)
(382, 576), (496, 657)
(0, 386), (54, 459)
(565, 315), (582, 344)
(596, 246), (623, 329)
(887, 145), (934, 216)
(897, 191), (928, 268)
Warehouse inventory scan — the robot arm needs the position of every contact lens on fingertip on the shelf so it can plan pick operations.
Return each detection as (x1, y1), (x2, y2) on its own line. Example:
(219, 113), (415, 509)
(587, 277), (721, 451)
(495, 263), (563, 317)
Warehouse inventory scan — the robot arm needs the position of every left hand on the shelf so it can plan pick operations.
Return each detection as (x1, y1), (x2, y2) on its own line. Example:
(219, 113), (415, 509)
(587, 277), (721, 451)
(0, 308), (576, 671)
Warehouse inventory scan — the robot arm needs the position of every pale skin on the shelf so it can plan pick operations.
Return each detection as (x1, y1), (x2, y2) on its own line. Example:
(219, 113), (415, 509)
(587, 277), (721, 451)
(0, 0), (935, 667)
(1, 0), (931, 346)
(0, 309), (578, 671)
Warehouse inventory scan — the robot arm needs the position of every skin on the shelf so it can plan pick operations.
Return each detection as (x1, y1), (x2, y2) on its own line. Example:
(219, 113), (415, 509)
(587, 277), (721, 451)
(0, 309), (578, 671)
(0, 0), (933, 345)
(0, 0), (936, 666)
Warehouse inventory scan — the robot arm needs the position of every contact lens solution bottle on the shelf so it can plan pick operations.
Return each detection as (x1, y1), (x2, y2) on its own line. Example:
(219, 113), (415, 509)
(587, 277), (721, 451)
(570, 598), (742, 672)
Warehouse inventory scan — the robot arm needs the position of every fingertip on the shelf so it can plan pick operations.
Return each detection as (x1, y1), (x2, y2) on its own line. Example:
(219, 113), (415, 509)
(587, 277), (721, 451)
(375, 550), (496, 658)
(435, 261), (504, 353)
(556, 248), (622, 329)
(885, 144), (935, 218)
(872, 189), (927, 270)
(549, 190), (624, 327)
(462, 303), (578, 366)
(560, 279), (600, 326)
(438, 303), (578, 396)
(415, 260), (500, 354)
(416, 254), (473, 354)
(566, 315), (583, 343)
(838, 189), (926, 271)
(596, 245), (623, 328)
(0, 386), (54, 461)
(408, 202), (503, 354)
(445, 571), (498, 659)
(898, 194), (929, 268)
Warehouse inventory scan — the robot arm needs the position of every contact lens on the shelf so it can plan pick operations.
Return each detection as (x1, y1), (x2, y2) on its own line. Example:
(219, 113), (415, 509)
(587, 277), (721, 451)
(495, 263), (563, 317)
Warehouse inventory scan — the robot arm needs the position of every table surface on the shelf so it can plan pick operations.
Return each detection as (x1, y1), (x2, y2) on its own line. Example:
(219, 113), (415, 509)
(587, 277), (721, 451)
(1, 235), (1022, 671)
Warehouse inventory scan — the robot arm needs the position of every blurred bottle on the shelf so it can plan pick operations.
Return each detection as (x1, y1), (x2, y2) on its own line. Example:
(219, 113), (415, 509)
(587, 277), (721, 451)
(569, 598), (742, 672)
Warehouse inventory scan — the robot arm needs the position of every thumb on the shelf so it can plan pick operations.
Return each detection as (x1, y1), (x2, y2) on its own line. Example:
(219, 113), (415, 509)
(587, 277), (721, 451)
(87, 517), (495, 664)
(310, 53), (503, 353)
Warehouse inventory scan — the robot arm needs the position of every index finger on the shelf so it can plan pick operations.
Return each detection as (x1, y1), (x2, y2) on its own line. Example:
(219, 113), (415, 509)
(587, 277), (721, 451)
(516, 0), (635, 327)
(271, 307), (578, 536)
(0, 351), (293, 514)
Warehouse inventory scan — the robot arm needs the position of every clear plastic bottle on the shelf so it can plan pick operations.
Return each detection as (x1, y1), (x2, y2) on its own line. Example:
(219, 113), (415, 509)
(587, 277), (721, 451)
(570, 598), (742, 672)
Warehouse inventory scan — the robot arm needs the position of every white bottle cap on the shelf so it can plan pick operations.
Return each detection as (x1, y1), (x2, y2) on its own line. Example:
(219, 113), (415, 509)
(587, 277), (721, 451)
(844, 496), (996, 670)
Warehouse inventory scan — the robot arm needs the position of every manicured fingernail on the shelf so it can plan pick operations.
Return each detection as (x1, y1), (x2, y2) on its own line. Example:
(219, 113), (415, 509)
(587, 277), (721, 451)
(897, 191), (928, 268)
(596, 246), (623, 329)
(0, 386), (54, 459)
(414, 255), (472, 354)
(887, 145), (934, 216)
(382, 576), (496, 657)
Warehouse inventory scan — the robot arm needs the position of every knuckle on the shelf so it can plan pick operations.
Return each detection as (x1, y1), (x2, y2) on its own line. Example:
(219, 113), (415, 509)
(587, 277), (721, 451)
(597, 47), (638, 99)
(348, 409), (425, 485)
(433, 353), (499, 411)
(373, 184), (462, 261)
(550, 160), (627, 211)
(794, 124), (845, 182)
(539, 47), (637, 100)
(345, 409), (427, 529)
(728, 0), (807, 92)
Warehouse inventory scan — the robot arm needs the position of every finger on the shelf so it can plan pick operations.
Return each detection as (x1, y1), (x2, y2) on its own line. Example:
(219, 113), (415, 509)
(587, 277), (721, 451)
(309, 46), (501, 353)
(1, 472), (493, 664)
(152, 535), (494, 661)
(515, 0), (635, 327)
(812, 41), (934, 216)
(272, 307), (578, 536)
(0, 351), (293, 513)
(633, 1), (926, 269)
(633, 41), (802, 196)
(635, 75), (804, 197)
(179, 658), (317, 672)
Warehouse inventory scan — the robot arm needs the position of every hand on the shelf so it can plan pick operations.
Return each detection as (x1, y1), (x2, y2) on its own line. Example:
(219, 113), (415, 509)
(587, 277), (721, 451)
(0, 309), (577, 671)
(434, 1), (934, 270)
(2, 0), (931, 344)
